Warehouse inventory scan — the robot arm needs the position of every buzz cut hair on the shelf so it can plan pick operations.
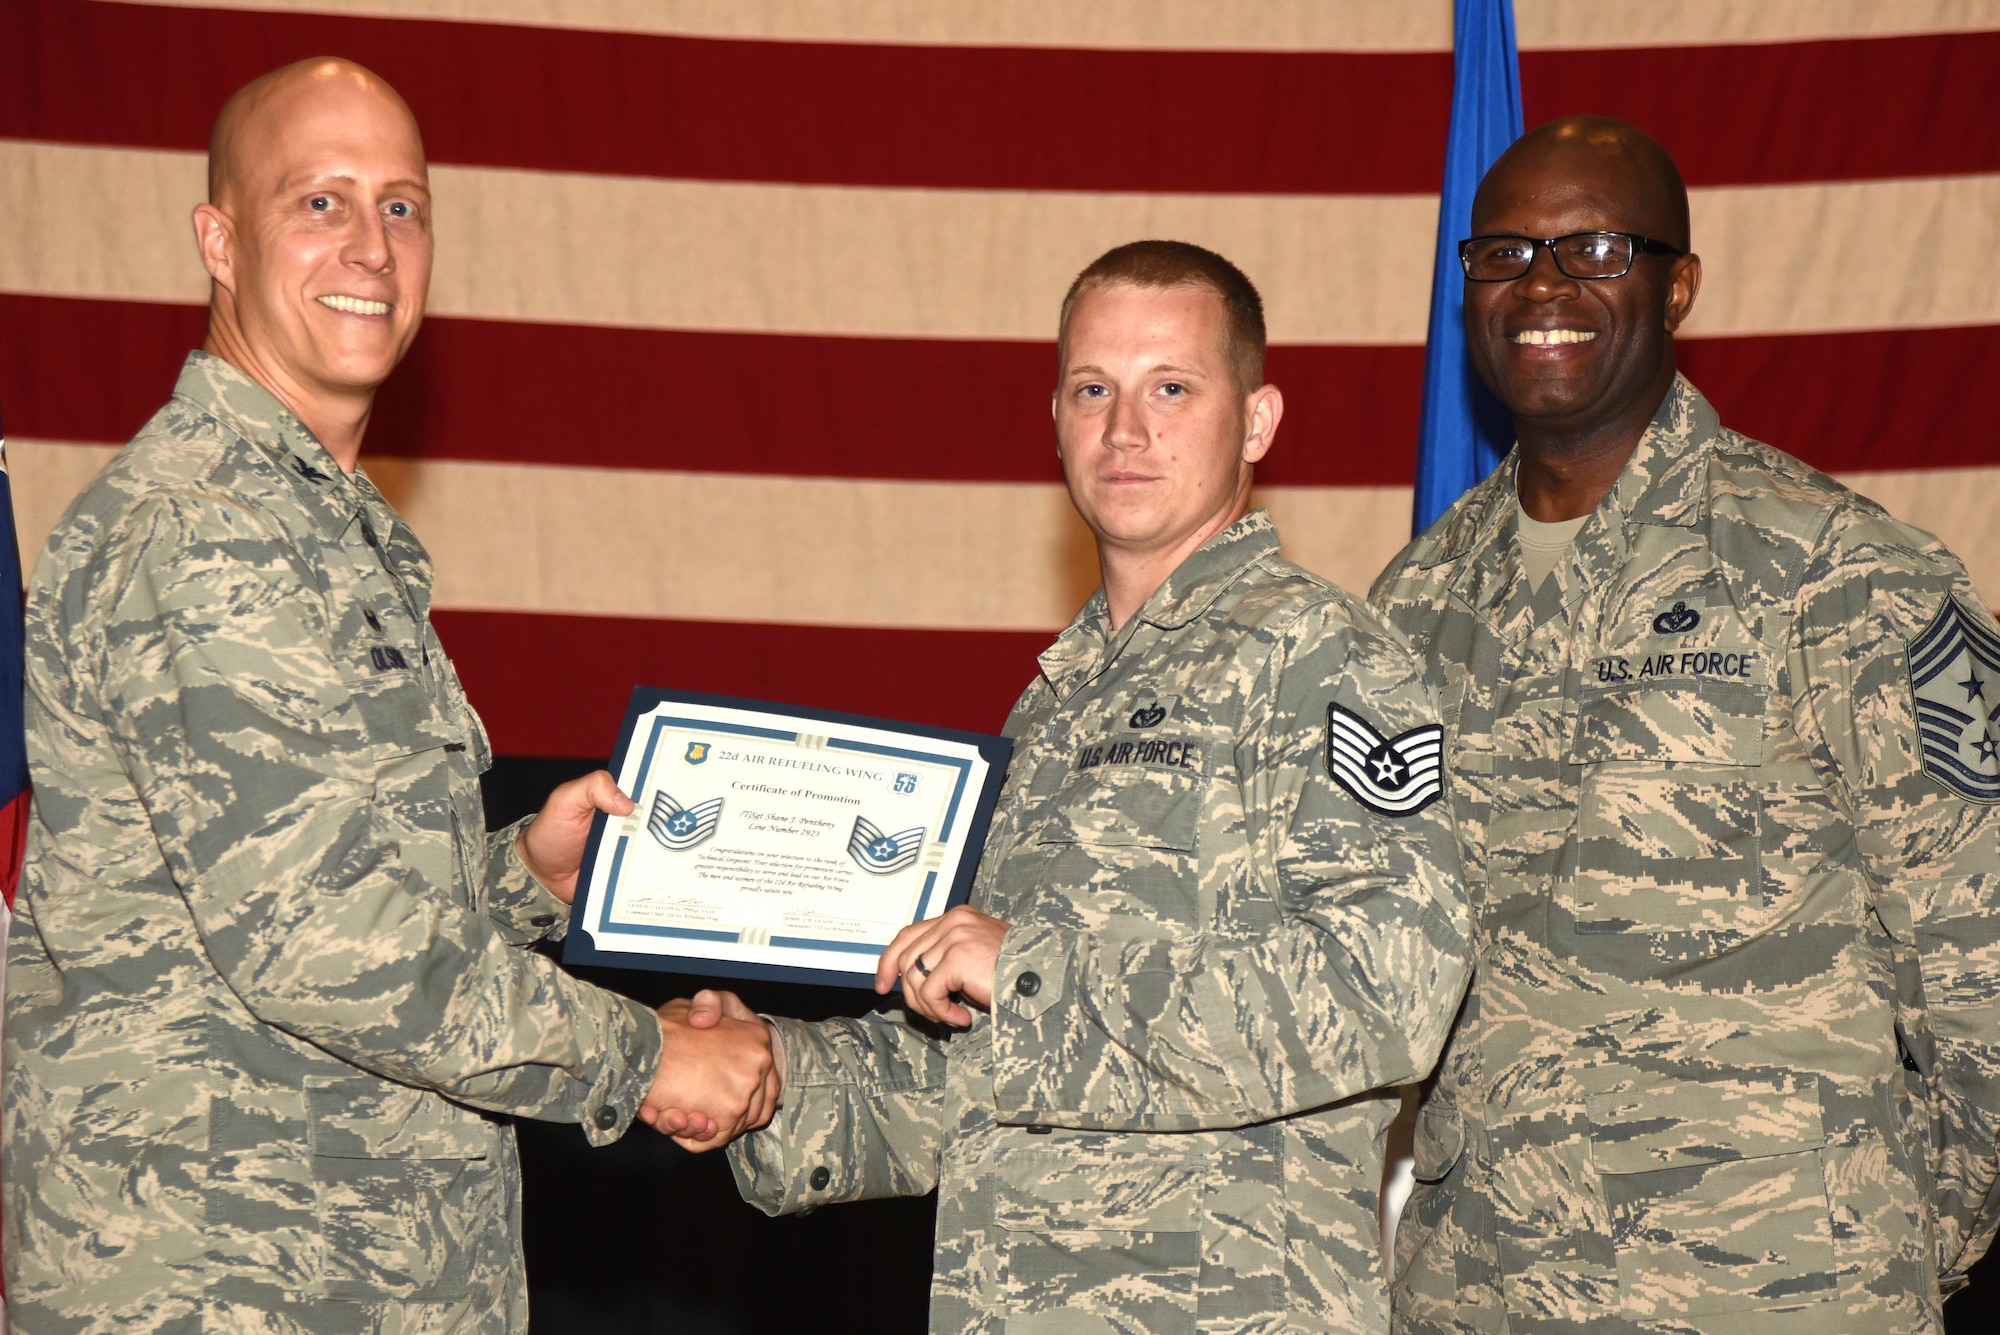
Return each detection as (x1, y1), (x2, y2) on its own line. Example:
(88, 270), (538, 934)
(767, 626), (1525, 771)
(1057, 240), (1268, 393)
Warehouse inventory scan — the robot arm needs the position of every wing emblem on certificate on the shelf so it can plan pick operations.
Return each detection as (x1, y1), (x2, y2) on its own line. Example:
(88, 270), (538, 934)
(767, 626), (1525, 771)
(565, 690), (1013, 988)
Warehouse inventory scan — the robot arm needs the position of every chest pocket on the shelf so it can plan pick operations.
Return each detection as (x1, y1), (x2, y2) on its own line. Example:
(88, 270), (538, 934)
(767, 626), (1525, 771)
(339, 640), (469, 906)
(1565, 681), (1767, 950)
(1037, 763), (1204, 851)
(1024, 764), (1207, 929)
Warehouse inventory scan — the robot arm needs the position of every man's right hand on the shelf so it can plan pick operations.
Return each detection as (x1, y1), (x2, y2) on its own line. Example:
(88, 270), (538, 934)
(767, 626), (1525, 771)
(636, 995), (781, 1152)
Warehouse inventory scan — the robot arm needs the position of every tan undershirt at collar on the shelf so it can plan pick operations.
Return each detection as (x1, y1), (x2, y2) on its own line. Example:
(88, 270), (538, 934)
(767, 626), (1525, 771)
(1516, 495), (1590, 589)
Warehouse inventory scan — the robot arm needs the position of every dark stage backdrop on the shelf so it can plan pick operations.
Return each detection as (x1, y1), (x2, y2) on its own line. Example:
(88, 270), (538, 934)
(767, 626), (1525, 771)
(5, 1), (1998, 1329)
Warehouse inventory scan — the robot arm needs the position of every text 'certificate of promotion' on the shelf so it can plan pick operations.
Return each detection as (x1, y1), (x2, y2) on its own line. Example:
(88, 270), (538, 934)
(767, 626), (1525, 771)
(564, 690), (1013, 988)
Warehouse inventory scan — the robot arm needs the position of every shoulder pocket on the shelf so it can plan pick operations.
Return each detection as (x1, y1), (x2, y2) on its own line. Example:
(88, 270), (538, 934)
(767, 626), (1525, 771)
(1588, 1074), (1835, 1319)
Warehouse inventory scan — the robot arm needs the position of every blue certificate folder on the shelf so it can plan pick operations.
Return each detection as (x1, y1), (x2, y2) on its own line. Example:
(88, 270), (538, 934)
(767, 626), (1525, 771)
(564, 688), (1013, 989)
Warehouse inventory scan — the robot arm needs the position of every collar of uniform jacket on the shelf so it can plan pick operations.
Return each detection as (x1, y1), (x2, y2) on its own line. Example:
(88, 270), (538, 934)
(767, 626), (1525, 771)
(170, 350), (392, 546)
(1037, 508), (1282, 695)
(1424, 372), (1715, 599)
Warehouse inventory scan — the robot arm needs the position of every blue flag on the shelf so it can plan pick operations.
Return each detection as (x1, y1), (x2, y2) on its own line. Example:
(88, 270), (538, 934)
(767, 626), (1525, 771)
(0, 401), (28, 909)
(1412, 0), (1524, 535)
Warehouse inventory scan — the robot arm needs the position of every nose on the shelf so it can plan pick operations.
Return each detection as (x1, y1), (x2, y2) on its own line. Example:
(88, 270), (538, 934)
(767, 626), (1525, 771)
(343, 205), (396, 275)
(1103, 391), (1145, 451)
(1513, 242), (1578, 303)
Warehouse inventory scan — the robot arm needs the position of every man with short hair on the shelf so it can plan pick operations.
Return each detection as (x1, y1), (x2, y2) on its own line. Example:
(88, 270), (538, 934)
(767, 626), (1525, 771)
(1373, 116), (2000, 1334)
(2, 59), (775, 1333)
(692, 240), (1473, 1333)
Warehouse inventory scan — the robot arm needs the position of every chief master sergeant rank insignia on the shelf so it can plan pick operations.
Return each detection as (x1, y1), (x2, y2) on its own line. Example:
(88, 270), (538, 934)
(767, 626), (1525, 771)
(1908, 595), (2000, 802)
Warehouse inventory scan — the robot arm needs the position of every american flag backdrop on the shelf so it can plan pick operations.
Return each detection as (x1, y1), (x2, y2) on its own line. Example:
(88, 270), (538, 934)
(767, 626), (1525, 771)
(2, 0), (1996, 763)
(3, 3), (2000, 1328)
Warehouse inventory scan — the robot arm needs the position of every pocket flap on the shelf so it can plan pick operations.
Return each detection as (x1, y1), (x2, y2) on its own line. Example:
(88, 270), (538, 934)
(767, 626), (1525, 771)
(1569, 681), (1766, 767)
(1036, 767), (1204, 851)
(306, 1076), (495, 1161)
(993, 1151), (1206, 1232)
(1411, 1102), (1466, 1183)
(1587, 1074), (1822, 1175)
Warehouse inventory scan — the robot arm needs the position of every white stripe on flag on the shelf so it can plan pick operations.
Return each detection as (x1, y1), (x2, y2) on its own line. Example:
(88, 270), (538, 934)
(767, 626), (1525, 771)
(108, 0), (2000, 51)
(5, 140), (1999, 344)
(11, 447), (2000, 632)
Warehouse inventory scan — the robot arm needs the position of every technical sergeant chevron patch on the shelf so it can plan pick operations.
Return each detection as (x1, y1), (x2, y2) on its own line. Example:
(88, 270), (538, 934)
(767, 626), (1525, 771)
(1325, 703), (1444, 817)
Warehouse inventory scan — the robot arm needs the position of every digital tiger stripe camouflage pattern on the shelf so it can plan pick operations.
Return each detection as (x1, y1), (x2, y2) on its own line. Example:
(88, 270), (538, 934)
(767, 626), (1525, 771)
(1372, 374), (2000, 1334)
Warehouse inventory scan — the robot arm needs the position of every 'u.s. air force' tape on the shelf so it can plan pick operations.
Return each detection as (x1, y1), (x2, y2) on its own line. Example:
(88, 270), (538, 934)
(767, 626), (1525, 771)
(1325, 704), (1444, 817)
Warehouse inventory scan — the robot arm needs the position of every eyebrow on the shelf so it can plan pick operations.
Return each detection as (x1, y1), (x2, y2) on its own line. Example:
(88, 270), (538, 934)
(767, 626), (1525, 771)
(278, 170), (431, 195)
(1063, 361), (1209, 379)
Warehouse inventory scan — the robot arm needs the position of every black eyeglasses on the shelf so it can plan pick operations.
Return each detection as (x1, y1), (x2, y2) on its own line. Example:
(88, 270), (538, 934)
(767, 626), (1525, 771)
(1458, 231), (1683, 282)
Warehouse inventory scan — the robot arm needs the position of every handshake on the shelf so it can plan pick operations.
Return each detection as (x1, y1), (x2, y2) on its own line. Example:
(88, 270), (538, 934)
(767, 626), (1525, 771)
(625, 904), (1014, 1151)
(636, 990), (782, 1152)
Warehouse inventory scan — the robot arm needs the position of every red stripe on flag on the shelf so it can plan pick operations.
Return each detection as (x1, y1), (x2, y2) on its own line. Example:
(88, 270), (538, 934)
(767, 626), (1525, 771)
(6, 295), (1998, 485)
(432, 610), (1048, 758)
(0, 788), (29, 911)
(4, 0), (1997, 191)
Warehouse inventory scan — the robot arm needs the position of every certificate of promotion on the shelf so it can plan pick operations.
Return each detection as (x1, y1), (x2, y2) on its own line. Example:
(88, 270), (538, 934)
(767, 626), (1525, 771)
(563, 690), (1013, 988)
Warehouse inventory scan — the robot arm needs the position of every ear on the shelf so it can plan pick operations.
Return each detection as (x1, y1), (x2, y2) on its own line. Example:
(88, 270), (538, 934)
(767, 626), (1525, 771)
(1662, 252), (1702, 333)
(1240, 384), (1284, 465)
(192, 202), (237, 294)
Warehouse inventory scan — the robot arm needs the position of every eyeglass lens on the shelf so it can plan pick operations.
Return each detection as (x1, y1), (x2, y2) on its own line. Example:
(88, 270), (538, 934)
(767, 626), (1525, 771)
(1462, 233), (1637, 281)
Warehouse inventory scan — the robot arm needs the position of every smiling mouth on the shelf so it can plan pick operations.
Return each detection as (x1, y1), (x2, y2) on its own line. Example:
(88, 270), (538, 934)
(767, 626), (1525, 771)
(317, 295), (391, 316)
(1509, 329), (1597, 345)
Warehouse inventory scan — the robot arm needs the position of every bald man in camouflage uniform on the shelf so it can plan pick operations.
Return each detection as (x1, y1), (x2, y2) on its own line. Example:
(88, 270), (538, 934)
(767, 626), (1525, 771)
(718, 242), (1472, 1333)
(3, 61), (773, 1333)
(1374, 118), (2000, 1334)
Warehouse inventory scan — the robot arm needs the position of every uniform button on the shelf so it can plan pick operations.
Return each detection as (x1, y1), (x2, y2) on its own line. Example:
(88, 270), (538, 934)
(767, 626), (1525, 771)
(1026, 1125), (1052, 1136)
(530, 914), (556, 929)
(1014, 972), (1041, 997)
(593, 1107), (619, 1131)
(809, 1166), (831, 1191)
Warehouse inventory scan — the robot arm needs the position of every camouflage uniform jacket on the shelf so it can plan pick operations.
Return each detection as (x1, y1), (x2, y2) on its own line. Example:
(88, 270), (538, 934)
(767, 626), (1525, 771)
(731, 510), (1473, 1334)
(3, 353), (664, 1335)
(1371, 375), (2000, 1335)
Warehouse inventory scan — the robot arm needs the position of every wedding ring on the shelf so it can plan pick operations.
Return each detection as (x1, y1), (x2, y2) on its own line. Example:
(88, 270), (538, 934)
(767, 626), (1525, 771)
(913, 955), (934, 978)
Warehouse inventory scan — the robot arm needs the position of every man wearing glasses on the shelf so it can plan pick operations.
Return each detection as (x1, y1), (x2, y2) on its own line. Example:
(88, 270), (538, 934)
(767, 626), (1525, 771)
(1373, 116), (2000, 1334)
